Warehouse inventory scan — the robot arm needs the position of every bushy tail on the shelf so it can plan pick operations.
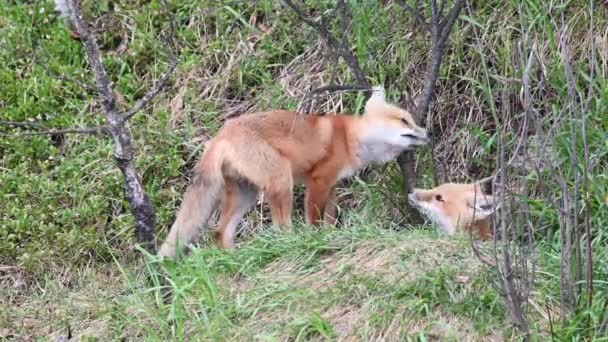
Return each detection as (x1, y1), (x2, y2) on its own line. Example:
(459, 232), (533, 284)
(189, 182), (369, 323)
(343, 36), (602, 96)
(158, 148), (224, 258)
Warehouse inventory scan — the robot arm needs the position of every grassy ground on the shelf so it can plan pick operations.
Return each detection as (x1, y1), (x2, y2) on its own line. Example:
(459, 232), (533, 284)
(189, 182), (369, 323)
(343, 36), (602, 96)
(2, 219), (561, 341)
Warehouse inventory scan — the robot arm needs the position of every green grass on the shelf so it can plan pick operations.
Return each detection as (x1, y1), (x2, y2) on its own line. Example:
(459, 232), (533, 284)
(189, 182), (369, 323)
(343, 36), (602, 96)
(0, 222), (561, 340)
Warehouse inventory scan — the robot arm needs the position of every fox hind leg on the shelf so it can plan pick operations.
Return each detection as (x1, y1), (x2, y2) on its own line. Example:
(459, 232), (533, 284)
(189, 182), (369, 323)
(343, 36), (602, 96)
(267, 187), (293, 230)
(323, 187), (338, 226)
(216, 179), (258, 249)
(265, 171), (293, 231)
(223, 138), (294, 231)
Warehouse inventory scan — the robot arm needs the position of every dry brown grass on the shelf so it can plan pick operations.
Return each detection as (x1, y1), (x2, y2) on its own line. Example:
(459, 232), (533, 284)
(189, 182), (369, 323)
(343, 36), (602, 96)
(0, 264), (125, 340)
(226, 238), (504, 341)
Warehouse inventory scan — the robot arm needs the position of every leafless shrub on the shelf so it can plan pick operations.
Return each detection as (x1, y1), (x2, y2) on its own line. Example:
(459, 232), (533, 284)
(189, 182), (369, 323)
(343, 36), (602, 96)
(393, 0), (466, 221)
(280, 0), (372, 114)
(2, 0), (177, 253)
(464, 0), (601, 338)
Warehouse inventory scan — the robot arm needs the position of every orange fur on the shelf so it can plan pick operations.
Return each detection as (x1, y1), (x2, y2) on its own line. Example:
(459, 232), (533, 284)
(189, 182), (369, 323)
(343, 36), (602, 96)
(408, 182), (497, 240)
(159, 87), (429, 258)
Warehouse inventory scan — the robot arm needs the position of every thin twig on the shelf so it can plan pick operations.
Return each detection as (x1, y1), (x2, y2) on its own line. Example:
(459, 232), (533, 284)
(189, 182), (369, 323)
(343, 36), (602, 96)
(118, 22), (178, 123)
(393, 0), (430, 32)
(119, 57), (177, 123)
(299, 85), (372, 113)
(0, 126), (108, 138)
(0, 121), (45, 129)
(558, 23), (579, 310)
(582, 0), (595, 315)
(438, 0), (447, 17)
(430, 0), (439, 26)
(308, 84), (371, 95)
(282, 0), (370, 91)
(48, 70), (97, 93)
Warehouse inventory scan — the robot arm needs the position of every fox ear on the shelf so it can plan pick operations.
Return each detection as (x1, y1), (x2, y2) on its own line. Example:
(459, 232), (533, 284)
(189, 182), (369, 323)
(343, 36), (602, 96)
(465, 193), (496, 220)
(364, 86), (387, 115)
(474, 175), (494, 194)
(371, 86), (385, 98)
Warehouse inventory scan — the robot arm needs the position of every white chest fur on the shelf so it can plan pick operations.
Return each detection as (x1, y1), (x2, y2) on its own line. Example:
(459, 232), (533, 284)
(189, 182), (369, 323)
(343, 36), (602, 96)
(357, 140), (406, 165)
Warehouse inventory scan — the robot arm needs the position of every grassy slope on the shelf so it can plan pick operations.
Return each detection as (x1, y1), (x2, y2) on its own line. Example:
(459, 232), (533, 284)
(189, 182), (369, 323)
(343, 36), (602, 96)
(2, 220), (558, 341)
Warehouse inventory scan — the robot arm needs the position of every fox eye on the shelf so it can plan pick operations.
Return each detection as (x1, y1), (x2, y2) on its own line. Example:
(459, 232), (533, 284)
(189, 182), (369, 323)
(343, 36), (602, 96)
(435, 194), (443, 202)
(400, 118), (409, 126)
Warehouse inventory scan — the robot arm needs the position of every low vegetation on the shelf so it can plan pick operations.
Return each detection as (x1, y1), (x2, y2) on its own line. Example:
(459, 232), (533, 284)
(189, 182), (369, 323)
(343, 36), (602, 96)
(2, 221), (566, 340)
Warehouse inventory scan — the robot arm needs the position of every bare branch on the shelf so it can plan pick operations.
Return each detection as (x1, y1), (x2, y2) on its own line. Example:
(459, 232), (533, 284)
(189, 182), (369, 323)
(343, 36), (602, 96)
(119, 57), (178, 123)
(430, 0), (439, 26)
(48, 70), (97, 93)
(118, 12), (178, 124)
(299, 84), (371, 113)
(0, 121), (45, 129)
(600, 298), (608, 335)
(308, 84), (370, 95)
(438, 0), (447, 17)
(337, 0), (350, 37)
(67, 1), (117, 117)
(64, 0), (178, 253)
(327, 54), (340, 87)
(469, 238), (497, 268)
(0, 126), (108, 138)
(282, 0), (369, 90)
(393, 0), (430, 32)
(558, 24), (580, 311)
(583, 0), (595, 318)
(282, 0), (327, 34)
(439, 0), (465, 42)
(416, 0), (466, 119)
(395, 0), (466, 207)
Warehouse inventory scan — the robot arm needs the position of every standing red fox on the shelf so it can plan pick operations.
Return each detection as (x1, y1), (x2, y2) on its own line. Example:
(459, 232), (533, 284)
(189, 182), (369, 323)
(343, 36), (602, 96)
(158, 87), (430, 258)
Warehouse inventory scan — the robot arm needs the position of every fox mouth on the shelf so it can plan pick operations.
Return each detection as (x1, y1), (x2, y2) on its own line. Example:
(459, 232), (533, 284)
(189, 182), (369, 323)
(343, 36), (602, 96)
(401, 133), (429, 143)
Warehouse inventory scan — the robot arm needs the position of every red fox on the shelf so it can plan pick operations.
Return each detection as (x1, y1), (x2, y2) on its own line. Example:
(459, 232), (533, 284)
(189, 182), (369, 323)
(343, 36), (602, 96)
(408, 182), (496, 240)
(159, 87), (430, 258)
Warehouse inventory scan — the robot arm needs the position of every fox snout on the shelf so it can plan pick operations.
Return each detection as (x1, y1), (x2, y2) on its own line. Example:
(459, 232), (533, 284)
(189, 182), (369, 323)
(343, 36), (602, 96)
(408, 190), (421, 200)
(401, 132), (430, 143)
(401, 129), (431, 145)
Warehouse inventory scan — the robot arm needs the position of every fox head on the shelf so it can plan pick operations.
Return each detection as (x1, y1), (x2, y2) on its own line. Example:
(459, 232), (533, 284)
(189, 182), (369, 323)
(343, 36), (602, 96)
(360, 86), (430, 151)
(408, 182), (497, 240)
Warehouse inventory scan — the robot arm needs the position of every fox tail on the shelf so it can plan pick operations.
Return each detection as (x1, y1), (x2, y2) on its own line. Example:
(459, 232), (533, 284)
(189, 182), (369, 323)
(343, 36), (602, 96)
(158, 144), (225, 258)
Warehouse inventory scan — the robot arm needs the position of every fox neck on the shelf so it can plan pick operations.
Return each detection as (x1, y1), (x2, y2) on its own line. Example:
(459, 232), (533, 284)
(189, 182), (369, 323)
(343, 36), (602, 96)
(350, 117), (411, 167)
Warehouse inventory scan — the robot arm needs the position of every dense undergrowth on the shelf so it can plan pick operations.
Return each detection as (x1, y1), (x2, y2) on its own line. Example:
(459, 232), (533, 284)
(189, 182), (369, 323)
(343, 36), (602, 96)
(1, 0), (607, 340)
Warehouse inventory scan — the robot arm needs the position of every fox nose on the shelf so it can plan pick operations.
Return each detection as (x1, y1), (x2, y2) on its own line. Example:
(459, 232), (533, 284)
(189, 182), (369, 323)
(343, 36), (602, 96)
(417, 129), (431, 143)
